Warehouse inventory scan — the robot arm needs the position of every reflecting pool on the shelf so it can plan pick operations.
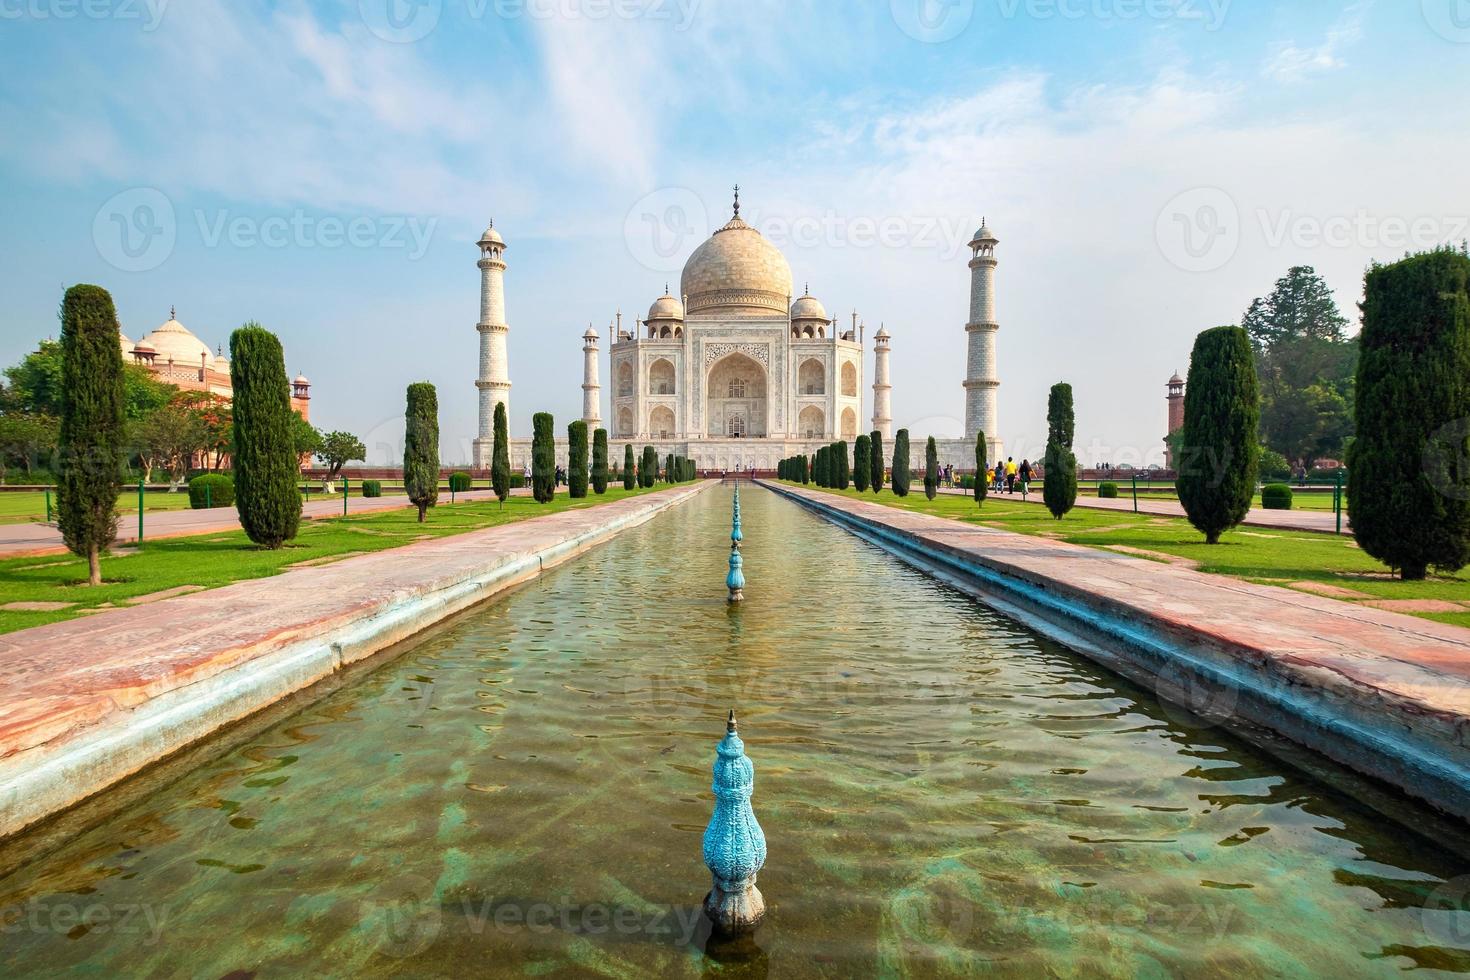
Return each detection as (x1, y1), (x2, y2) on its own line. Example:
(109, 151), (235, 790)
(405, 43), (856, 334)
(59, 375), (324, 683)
(3, 485), (1469, 976)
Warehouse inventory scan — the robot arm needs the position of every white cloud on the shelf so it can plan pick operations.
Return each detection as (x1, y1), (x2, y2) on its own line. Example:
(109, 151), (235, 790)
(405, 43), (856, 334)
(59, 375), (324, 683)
(1263, 1), (1372, 82)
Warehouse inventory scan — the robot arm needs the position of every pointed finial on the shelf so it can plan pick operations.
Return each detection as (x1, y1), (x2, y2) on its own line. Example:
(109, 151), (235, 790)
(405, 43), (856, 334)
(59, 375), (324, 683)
(727, 709), (737, 733)
(733, 184), (740, 217)
(170, 305), (175, 320)
(488, 218), (494, 229)
(665, 282), (670, 295)
(804, 282), (809, 296)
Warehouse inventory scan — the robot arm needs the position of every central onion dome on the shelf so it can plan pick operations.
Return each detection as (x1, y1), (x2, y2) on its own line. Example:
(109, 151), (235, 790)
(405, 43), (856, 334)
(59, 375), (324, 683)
(680, 188), (793, 318)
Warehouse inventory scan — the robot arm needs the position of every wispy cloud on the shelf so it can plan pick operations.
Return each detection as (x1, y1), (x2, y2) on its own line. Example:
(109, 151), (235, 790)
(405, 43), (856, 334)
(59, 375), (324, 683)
(1263, 1), (1372, 82)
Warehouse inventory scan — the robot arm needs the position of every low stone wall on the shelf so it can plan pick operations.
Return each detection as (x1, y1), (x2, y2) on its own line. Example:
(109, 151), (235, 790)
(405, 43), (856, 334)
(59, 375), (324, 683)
(763, 481), (1470, 823)
(0, 482), (712, 842)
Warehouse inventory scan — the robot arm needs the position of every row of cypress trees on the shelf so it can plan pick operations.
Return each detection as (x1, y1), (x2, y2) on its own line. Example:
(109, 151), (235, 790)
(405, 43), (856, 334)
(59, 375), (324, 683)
(779, 428), (900, 496)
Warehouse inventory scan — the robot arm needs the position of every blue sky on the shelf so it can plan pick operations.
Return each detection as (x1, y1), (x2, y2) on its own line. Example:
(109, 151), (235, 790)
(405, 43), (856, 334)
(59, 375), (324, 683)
(2, 0), (1467, 464)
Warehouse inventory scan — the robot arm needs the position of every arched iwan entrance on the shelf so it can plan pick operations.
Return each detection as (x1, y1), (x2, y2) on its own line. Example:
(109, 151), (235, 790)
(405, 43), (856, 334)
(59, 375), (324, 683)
(706, 352), (767, 438)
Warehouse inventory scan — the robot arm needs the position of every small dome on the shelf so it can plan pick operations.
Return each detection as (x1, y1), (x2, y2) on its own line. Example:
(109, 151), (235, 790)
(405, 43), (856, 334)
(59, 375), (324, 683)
(972, 219), (997, 243)
(1168, 372), (1184, 386)
(790, 290), (828, 322)
(647, 290), (685, 322)
(478, 221), (504, 247)
(583, 325), (600, 340)
(874, 324), (890, 339)
(119, 331), (134, 354)
(133, 341), (156, 354)
(294, 373), (311, 386)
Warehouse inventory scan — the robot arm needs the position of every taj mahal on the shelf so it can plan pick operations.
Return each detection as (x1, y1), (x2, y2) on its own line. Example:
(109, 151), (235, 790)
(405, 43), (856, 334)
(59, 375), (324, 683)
(471, 189), (1003, 472)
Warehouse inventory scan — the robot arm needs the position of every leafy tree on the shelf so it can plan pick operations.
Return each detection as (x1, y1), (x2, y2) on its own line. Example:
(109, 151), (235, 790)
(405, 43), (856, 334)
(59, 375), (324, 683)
(403, 382), (440, 522)
(892, 429), (911, 497)
(133, 400), (208, 488)
(0, 412), (59, 481)
(492, 401), (511, 508)
(870, 431), (884, 493)
(175, 391), (232, 470)
(231, 324), (303, 547)
(532, 413), (555, 502)
(1042, 383), (1078, 519)
(568, 420), (589, 498)
(853, 435), (871, 492)
(5, 339), (177, 421)
(973, 430), (988, 507)
(56, 285), (126, 585)
(623, 444), (636, 490)
(591, 427), (609, 494)
(1349, 249), (1470, 580)
(1244, 266), (1357, 465)
(291, 415), (322, 461)
(1176, 327), (1260, 544)
(924, 436), (939, 500)
(316, 430), (366, 480)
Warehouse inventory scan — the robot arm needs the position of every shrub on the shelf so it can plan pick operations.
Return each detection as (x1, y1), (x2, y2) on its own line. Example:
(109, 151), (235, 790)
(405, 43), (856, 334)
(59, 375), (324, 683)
(510, 473), (526, 490)
(449, 471), (472, 493)
(57, 284), (126, 584)
(1349, 249), (1470, 579)
(532, 413), (555, 503)
(1176, 326), (1260, 544)
(1098, 481), (1119, 499)
(404, 382), (440, 521)
(623, 444), (636, 490)
(853, 435), (871, 493)
(640, 445), (657, 488)
(188, 473), (235, 509)
(232, 324), (303, 546)
(892, 429), (911, 497)
(491, 401), (511, 508)
(592, 428), (609, 494)
(973, 430), (988, 507)
(568, 420), (589, 498)
(1261, 483), (1293, 510)
(870, 431), (884, 493)
(361, 479), (382, 498)
(1043, 383), (1078, 519)
(924, 436), (939, 501)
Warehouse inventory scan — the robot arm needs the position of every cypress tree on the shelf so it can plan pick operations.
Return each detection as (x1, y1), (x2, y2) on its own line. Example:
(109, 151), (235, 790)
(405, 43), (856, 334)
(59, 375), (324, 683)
(817, 446), (830, 487)
(924, 436), (939, 500)
(665, 453), (674, 485)
(892, 429), (911, 497)
(870, 430), (884, 493)
(973, 430), (988, 507)
(835, 441), (850, 490)
(57, 284), (125, 584)
(592, 428), (609, 494)
(232, 324), (304, 544)
(530, 412), (555, 503)
(567, 420), (589, 498)
(1042, 383), (1079, 519)
(640, 445), (657, 487)
(1349, 249), (1470, 579)
(1176, 327), (1260, 543)
(403, 382), (440, 522)
(623, 444), (636, 490)
(799, 454), (809, 485)
(491, 401), (510, 508)
(853, 435), (871, 492)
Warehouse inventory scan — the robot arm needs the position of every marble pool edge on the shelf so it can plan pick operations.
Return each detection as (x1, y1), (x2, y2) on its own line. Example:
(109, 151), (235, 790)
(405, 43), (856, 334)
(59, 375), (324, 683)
(0, 481), (714, 843)
(762, 480), (1470, 824)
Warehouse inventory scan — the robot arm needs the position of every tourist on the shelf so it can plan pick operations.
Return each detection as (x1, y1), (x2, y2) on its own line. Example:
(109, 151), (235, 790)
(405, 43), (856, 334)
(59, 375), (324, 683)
(1019, 458), (1032, 492)
(1005, 456), (1017, 493)
(993, 460), (1005, 491)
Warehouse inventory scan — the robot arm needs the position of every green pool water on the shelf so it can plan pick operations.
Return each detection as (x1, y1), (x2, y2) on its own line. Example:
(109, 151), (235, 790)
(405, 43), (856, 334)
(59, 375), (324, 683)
(3, 485), (1470, 977)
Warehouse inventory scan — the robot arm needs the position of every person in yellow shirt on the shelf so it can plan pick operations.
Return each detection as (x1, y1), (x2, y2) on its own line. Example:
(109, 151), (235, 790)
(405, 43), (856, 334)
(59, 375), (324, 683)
(1005, 457), (1018, 493)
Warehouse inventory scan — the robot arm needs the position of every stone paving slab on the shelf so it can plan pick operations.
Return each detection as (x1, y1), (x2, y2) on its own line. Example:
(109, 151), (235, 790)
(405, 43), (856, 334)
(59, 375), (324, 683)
(767, 481), (1470, 822)
(0, 482), (710, 840)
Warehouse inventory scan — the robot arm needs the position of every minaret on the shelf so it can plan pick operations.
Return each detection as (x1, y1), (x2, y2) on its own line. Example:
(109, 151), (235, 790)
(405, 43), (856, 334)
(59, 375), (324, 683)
(473, 221), (510, 468)
(582, 325), (602, 428)
(872, 324), (892, 439)
(1165, 372), (1185, 468)
(963, 219), (1000, 450)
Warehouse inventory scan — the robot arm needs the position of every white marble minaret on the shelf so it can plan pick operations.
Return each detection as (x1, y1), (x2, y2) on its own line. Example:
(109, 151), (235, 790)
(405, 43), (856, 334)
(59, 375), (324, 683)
(473, 221), (511, 468)
(963, 219), (1000, 447)
(872, 323), (892, 439)
(581, 325), (601, 428)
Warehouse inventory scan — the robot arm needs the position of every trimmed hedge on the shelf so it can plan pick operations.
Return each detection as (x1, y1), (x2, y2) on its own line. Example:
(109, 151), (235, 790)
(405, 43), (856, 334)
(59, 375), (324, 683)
(449, 471), (472, 493)
(188, 473), (235, 509)
(1261, 483), (1293, 510)
(361, 479), (382, 498)
(1098, 482), (1119, 499)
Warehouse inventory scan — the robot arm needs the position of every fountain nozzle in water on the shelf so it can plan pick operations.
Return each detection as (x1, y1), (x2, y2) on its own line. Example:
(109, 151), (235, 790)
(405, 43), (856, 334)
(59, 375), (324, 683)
(726, 488), (745, 603)
(701, 709), (767, 937)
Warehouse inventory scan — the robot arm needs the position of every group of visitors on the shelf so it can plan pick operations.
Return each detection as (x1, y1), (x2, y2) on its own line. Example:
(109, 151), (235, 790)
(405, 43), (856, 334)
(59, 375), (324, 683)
(991, 457), (1033, 494)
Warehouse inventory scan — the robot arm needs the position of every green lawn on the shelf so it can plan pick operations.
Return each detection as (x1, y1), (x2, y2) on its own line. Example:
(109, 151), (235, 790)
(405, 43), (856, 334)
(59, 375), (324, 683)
(785, 482), (1470, 630)
(0, 491), (200, 525)
(0, 485), (663, 634)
